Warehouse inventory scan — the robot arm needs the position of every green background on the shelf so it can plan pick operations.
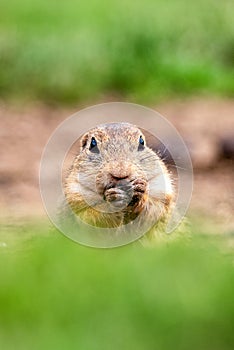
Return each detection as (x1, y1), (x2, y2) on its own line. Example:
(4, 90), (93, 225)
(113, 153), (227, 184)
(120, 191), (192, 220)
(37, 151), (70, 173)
(1, 0), (234, 104)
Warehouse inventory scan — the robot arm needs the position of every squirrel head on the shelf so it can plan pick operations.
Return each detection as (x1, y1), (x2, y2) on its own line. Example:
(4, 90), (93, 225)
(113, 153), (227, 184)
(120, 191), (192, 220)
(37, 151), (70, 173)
(69, 123), (173, 213)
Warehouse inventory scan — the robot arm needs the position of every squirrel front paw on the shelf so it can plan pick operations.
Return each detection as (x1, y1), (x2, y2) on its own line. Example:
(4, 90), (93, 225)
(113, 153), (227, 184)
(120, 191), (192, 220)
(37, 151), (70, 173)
(132, 178), (148, 197)
(104, 187), (131, 208)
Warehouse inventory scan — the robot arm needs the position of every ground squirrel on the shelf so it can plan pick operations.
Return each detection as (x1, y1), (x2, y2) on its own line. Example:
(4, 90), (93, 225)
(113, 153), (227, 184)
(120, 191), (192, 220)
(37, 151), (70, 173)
(63, 122), (179, 242)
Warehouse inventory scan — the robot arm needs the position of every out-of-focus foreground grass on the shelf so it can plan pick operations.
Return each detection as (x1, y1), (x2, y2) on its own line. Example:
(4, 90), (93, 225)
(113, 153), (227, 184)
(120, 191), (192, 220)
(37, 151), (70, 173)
(0, 0), (234, 104)
(0, 219), (234, 349)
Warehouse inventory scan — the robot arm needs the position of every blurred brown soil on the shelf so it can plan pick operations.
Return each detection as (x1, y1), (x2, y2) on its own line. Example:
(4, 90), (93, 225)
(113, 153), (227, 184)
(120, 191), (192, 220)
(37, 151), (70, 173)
(0, 98), (233, 233)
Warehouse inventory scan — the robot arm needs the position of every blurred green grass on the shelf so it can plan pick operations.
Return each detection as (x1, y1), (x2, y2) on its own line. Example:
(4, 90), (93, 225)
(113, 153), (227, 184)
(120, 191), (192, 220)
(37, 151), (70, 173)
(0, 0), (234, 104)
(0, 219), (234, 349)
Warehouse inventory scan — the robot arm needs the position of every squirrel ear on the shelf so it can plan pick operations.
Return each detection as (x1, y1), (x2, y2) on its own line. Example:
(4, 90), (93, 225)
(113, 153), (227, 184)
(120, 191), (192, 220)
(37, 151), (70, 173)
(80, 133), (89, 150)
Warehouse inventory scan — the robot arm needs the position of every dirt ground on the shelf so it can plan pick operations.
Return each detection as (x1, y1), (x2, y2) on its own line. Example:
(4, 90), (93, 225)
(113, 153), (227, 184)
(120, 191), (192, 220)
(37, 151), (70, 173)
(0, 98), (233, 233)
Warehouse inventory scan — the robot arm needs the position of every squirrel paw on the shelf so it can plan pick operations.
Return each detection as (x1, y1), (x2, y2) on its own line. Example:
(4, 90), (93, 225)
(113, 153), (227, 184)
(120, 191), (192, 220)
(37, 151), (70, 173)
(132, 178), (148, 196)
(104, 187), (130, 207)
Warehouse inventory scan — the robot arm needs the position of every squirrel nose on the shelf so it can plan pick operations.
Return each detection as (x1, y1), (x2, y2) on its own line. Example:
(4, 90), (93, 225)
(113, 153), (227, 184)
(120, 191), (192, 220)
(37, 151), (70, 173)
(110, 174), (129, 181)
(108, 161), (131, 180)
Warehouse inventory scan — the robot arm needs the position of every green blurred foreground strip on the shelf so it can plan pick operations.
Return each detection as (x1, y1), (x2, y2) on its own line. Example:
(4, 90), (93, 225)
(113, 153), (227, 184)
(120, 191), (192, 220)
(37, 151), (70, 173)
(0, 0), (234, 104)
(0, 221), (234, 349)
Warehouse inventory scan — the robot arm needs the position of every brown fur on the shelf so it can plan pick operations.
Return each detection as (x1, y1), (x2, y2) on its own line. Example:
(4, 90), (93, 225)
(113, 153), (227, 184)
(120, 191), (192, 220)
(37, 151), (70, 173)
(64, 122), (174, 237)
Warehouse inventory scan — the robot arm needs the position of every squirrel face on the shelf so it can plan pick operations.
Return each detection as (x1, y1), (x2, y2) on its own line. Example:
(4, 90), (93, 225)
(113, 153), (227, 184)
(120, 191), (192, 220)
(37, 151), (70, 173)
(68, 123), (173, 220)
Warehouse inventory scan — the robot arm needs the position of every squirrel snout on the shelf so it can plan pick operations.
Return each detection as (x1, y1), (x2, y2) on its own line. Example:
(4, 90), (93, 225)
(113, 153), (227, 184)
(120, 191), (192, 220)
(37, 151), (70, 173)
(107, 162), (131, 181)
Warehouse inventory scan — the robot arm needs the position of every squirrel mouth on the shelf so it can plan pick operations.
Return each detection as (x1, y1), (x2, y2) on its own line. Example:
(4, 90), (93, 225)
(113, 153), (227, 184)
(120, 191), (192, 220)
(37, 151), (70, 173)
(102, 178), (147, 209)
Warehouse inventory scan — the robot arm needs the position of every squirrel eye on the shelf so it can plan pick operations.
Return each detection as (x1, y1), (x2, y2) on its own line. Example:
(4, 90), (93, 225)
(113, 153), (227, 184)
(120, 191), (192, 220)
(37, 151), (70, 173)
(138, 136), (145, 151)
(90, 137), (97, 147)
(139, 136), (144, 146)
(89, 137), (99, 153)
(138, 135), (145, 151)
